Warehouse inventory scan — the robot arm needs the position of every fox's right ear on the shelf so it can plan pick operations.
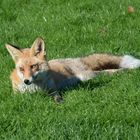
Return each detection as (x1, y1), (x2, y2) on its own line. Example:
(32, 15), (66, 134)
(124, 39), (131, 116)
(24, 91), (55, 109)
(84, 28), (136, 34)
(5, 44), (22, 62)
(30, 37), (46, 60)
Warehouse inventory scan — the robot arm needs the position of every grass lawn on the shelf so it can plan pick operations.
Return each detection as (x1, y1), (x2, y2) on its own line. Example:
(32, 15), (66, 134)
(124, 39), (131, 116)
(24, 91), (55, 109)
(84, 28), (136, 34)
(0, 0), (140, 139)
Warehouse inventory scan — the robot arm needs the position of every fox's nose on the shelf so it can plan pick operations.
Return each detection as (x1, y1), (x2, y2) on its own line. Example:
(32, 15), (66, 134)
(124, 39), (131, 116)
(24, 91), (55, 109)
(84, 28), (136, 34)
(24, 79), (31, 85)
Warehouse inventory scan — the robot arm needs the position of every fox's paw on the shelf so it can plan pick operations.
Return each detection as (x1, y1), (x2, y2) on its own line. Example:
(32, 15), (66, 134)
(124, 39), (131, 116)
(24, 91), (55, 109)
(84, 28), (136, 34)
(49, 91), (64, 104)
(54, 95), (63, 104)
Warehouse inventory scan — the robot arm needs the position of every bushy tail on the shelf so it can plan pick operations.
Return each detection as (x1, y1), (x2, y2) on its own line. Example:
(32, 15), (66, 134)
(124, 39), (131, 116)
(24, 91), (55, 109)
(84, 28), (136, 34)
(82, 54), (140, 71)
(77, 54), (140, 81)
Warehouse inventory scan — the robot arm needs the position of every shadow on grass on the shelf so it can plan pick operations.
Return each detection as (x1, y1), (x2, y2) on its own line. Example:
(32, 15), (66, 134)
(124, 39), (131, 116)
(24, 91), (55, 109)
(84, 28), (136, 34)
(59, 77), (112, 96)
(26, 73), (113, 101)
(40, 77), (112, 102)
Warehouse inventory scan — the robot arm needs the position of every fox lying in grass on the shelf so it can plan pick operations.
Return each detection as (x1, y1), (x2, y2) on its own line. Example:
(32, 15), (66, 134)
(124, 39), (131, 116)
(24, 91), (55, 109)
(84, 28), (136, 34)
(6, 37), (140, 103)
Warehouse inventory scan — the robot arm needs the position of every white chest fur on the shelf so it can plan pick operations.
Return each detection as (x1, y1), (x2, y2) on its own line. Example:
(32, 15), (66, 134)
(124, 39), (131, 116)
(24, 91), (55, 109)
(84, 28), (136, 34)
(17, 82), (40, 93)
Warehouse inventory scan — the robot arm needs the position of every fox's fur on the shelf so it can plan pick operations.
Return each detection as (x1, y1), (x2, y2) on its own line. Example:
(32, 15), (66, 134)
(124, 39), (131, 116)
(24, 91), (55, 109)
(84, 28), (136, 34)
(6, 37), (140, 103)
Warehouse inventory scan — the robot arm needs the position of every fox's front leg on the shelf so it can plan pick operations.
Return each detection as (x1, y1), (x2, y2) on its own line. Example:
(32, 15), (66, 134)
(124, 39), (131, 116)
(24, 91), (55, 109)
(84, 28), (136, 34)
(47, 78), (63, 103)
(48, 90), (63, 103)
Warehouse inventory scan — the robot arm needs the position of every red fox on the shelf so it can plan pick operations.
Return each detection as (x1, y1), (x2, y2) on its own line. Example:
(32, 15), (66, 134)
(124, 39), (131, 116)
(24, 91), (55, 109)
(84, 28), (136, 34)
(6, 37), (140, 103)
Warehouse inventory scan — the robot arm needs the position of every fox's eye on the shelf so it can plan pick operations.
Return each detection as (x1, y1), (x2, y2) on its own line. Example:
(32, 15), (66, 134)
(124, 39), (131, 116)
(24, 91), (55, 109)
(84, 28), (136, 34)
(31, 64), (38, 69)
(19, 67), (24, 72)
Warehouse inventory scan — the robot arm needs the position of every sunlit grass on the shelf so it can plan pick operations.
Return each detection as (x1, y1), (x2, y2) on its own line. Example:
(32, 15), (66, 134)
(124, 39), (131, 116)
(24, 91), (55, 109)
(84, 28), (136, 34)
(0, 0), (140, 139)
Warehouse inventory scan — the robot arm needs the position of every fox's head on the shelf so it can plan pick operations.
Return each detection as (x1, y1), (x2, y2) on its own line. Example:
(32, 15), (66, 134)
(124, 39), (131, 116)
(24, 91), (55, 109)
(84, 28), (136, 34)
(6, 37), (48, 85)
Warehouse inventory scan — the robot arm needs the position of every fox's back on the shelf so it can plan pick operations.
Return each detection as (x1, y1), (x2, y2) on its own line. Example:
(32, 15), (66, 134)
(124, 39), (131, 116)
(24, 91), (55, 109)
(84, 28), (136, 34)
(48, 54), (122, 74)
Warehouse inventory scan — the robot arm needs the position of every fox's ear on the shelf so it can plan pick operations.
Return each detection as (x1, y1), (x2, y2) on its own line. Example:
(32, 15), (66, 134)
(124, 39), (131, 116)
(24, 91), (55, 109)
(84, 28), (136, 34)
(5, 44), (22, 62)
(30, 37), (46, 59)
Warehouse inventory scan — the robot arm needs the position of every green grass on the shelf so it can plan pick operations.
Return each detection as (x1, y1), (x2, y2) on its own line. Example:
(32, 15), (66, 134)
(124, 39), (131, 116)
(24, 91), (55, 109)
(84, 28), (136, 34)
(0, 0), (140, 139)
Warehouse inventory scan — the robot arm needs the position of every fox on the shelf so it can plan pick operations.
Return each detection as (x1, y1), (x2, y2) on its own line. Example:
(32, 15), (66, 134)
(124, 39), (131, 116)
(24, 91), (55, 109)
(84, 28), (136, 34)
(6, 37), (140, 103)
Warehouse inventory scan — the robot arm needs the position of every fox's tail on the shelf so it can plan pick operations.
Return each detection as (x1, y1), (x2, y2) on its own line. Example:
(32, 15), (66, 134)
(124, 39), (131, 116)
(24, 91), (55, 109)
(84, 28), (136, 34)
(77, 54), (140, 81)
(82, 54), (140, 71)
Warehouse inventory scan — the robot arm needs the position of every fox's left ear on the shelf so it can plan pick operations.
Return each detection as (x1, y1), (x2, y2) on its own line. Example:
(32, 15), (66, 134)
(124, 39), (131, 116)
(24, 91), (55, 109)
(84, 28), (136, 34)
(5, 44), (22, 62)
(30, 37), (46, 59)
